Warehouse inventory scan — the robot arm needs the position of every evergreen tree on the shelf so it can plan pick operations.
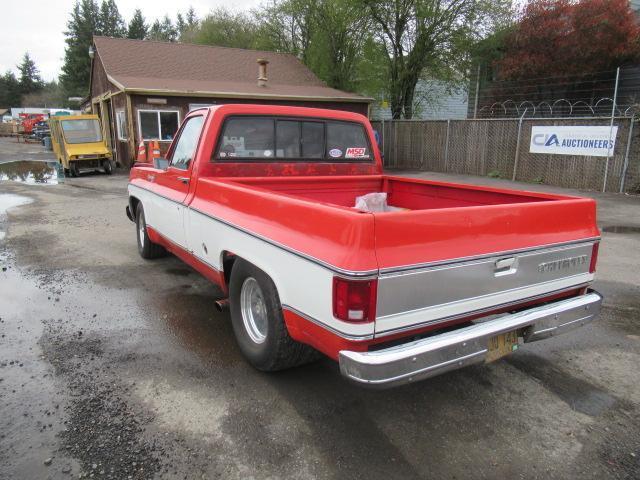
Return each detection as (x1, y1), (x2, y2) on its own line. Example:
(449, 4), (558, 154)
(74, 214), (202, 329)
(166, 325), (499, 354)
(160, 15), (177, 41)
(148, 19), (163, 40)
(176, 13), (187, 37)
(60, 0), (100, 98)
(0, 71), (21, 108)
(148, 15), (177, 42)
(97, 0), (125, 37)
(127, 9), (148, 39)
(17, 52), (43, 95)
(185, 6), (198, 28)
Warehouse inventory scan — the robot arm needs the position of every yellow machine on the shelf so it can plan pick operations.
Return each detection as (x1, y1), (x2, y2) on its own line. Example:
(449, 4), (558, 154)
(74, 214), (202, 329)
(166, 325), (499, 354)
(48, 114), (113, 177)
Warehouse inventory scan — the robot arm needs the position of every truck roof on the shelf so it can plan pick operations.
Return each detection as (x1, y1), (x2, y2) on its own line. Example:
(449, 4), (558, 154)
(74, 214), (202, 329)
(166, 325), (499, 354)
(196, 104), (370, 124)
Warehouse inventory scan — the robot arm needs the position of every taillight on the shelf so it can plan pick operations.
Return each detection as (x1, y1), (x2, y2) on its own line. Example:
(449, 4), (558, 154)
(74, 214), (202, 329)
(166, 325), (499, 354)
(332, 277), (378, 323)
(589, 242), (599, 274)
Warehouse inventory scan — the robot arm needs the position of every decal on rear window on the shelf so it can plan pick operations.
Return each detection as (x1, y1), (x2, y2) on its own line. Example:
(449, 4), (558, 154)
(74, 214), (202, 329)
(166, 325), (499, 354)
(329, 148), (342, 158)
(345, 147), (367, 158)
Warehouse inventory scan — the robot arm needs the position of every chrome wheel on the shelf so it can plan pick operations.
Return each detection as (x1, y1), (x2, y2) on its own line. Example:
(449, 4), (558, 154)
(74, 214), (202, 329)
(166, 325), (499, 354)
(240, 277), (268, 344)
(138, 214), (145, 246)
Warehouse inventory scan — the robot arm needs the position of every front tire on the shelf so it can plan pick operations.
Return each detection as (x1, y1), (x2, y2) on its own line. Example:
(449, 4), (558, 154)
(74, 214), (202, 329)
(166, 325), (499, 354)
(135, 203), (166, 259)
(229, 259), (318, 371)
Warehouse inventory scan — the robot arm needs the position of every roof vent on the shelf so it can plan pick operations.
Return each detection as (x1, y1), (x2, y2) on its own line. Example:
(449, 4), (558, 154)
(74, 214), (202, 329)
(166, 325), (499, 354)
(257, 59), (269, 87)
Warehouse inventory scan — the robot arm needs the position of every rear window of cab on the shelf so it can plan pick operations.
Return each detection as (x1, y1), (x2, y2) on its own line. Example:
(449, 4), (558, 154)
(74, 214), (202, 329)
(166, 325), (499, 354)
(213, 116), (372, 162)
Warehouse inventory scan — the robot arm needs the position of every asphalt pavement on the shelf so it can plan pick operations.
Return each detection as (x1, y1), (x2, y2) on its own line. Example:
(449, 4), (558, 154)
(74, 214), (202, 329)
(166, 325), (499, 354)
(1, 137), (639, 479)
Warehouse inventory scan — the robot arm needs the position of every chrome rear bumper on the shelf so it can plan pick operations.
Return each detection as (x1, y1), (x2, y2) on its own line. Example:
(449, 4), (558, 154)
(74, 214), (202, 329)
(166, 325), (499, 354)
(339, 291), (602, 388)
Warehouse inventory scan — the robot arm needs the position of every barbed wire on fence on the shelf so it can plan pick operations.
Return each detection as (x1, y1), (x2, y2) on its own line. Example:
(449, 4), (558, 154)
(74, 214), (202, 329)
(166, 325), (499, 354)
(471, 66), (640, 119)
(475, 97), (637, 118)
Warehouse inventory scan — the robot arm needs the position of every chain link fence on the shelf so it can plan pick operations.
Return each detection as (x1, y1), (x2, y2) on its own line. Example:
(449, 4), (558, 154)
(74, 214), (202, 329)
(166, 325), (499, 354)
(371, 117), (638, 194)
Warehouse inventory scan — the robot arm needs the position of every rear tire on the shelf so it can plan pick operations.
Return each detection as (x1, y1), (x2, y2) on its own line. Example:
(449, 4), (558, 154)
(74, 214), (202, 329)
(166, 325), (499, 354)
(135, 203), (166, 259)
(229, 259), (319, 371)
(102, 159), (113, 175)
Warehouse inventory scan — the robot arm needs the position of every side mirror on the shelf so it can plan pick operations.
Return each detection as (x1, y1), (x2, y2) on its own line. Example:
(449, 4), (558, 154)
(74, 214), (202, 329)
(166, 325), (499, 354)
(153, 157), (169, 170)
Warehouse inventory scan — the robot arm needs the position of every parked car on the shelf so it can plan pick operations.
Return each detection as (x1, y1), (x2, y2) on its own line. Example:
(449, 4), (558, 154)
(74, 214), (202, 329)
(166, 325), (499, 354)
(49, 114), (113, 177)
(126, 104), (602, 388)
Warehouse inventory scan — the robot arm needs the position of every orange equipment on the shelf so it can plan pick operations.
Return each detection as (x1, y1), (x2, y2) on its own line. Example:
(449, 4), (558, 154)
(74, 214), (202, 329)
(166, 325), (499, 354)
(136, 141), (146, 162)
(19, 113), (46, 134)
(146, 140), (161, 163)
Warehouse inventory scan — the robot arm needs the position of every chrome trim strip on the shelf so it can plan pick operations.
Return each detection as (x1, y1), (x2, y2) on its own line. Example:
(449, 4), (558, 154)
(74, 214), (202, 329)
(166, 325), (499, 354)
(378, 237), (600, 275)
(373, 283), (591, 338)
(282, 304), (374, 341)
(339, 291), (603, 388)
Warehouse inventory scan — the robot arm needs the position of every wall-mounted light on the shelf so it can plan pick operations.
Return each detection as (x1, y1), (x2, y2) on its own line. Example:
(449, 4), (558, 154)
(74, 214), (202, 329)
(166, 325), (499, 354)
(88, 46), (95, 59)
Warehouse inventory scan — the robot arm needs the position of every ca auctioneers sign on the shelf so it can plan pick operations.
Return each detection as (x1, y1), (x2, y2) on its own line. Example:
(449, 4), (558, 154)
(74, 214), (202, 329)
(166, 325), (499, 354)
(529, 126), (618, 157)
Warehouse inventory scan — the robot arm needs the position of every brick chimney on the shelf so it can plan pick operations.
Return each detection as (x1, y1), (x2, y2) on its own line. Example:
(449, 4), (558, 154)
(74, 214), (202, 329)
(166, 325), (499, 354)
(257, 59), (269, 87)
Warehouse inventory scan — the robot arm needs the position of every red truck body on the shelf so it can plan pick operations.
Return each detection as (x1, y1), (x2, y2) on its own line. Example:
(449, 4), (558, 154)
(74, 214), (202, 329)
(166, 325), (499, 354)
(128, 104), (602, 387)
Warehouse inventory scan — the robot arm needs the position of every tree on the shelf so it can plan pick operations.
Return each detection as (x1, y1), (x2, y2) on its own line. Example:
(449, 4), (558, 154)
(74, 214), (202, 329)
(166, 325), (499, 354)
(17, 52), (44, 96)
(97, 0), (125, 37)
(497, 0), (640, 79)
(187, 8), (258, 48)
(22, 80), (66, 107)
(363, 0), (511, 118)
(176, 7), (199, 40)
(176, 13), (187, 37)
(185, 6), (198, 29)
(148, 15), (177, 42)
(305, 0), (374, 91)
(127, 8), (148, 39)
(60, 0), (100, 98)
(0, 71), (21, 108)
(254, 0), (315, 61)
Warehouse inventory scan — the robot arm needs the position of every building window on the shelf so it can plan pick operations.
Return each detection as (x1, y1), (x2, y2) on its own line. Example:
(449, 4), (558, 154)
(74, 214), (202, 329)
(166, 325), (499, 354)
(137, 109), (180, 141)
(116, 111), (128, 141)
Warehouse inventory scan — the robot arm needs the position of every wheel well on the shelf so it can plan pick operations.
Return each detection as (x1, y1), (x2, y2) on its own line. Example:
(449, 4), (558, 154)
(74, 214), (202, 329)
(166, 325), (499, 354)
(129, 196), (141, 220)
(221, 251), (237, 289)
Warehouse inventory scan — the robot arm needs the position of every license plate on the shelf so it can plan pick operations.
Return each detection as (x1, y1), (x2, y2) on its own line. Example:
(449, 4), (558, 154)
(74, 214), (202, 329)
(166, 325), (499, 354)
(486, 330), (519, 363)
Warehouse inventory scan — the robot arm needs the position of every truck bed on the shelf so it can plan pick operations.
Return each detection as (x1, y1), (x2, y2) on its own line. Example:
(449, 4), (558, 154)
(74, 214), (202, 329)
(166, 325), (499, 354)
(229, 175), (553, 210)
(209, 174), (598, 268)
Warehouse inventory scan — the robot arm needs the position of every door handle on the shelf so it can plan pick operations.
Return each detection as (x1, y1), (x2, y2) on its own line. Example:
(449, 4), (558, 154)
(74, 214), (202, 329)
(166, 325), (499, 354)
(177, 176), (190, 185)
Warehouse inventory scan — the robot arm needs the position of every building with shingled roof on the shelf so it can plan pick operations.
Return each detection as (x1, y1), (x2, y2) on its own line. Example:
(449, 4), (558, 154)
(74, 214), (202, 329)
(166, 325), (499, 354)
(87, 36), (372, 166)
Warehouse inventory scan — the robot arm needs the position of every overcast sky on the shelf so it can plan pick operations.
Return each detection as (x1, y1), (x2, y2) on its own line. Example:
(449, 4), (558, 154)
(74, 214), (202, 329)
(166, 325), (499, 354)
(1, 0), (262, 82)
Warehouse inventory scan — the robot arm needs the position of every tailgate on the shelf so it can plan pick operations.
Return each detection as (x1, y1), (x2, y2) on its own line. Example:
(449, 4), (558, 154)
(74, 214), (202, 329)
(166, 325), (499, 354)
(372, 197), (599, 336)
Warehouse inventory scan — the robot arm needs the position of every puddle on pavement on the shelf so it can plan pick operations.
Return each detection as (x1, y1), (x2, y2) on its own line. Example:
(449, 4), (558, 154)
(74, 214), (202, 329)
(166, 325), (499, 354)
(0, 160), (61, 185)
(602, 225), (640, 234)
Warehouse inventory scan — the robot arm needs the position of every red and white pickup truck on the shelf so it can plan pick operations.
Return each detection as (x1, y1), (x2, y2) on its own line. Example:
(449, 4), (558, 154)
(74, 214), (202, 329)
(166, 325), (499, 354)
(127, 104), (602, 388)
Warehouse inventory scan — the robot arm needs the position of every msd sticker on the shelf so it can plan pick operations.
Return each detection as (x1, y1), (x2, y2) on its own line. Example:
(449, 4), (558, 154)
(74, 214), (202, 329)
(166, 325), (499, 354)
(345, 147), (367, 158)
